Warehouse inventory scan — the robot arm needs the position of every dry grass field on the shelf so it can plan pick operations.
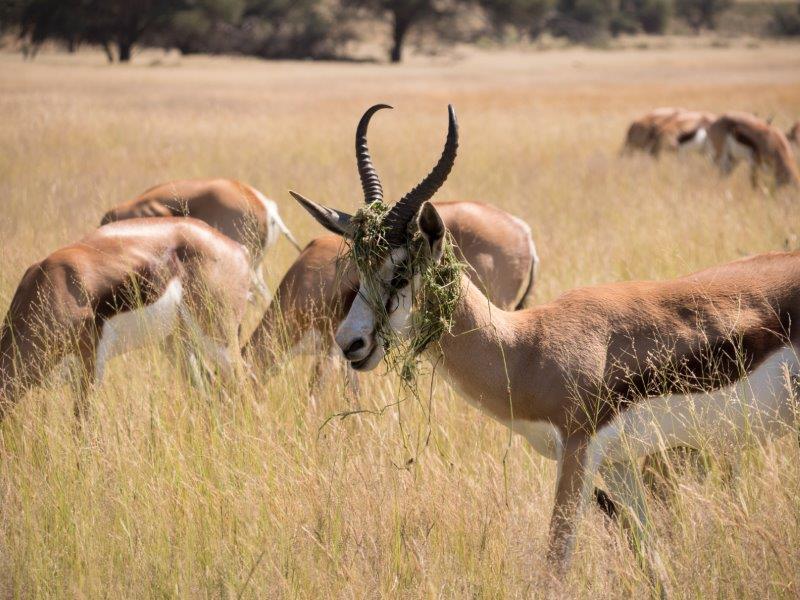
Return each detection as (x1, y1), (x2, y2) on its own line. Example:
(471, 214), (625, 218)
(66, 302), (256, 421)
(1, 43), (800, 598)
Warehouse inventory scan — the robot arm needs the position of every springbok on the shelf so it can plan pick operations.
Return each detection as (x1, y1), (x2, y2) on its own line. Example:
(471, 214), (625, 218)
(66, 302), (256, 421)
(622, 108), (715, 156)
(706, 112), (800, 188)
(101, 178), (301, 304)
(243, 200), (539, 385)
(0, 218), (250, 420)
(291, 104), (800, 595)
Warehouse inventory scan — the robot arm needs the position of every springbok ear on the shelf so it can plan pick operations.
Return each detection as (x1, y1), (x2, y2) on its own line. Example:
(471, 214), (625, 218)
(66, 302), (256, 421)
(289, 191), (354, 238)
(417, 201), (445, 263)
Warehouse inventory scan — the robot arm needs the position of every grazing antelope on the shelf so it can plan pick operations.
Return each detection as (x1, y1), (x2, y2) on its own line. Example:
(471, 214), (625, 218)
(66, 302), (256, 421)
(292, 104), (800, 595)
(243, 200), (539, 383)
(101, 178), (301, 304)
(622, 108), (715, 157)
(706, 112), (800, 188)
(0, 218), (250, 420)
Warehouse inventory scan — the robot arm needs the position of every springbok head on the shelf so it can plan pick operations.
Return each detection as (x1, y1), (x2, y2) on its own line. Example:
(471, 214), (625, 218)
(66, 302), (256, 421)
(290, 104), (458, 371)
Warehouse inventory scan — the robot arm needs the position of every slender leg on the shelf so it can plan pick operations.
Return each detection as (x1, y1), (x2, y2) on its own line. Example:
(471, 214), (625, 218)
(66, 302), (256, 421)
(749, 163), (759, 189)
(600, 459), (669, 599)
(71, 339), (97, 422)
(308, 331), (353, 400)
(547, 436), (596, 573)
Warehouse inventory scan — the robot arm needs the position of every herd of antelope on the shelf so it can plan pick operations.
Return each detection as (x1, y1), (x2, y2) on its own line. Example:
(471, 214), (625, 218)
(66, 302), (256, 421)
(623, 107), (800, 188)
(2, 103), (800, 597)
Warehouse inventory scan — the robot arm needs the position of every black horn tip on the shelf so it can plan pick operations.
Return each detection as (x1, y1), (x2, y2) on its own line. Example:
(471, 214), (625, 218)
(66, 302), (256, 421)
(447, 104), (458, 132)
(359, 104), (393, 123)
(288, 190), (307, 204)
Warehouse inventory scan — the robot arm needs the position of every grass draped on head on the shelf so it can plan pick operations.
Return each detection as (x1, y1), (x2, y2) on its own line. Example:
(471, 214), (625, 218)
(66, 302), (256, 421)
(344, 201), (465, 383)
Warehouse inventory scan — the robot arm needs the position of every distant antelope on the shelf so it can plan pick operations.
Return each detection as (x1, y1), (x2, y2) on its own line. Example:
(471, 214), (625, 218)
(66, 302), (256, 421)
(0, 218), (251, 420)
(244, 200), (539, 383)
(101, 178), (301, 304)
(706, 112), (800, 188)
(622, 108), (715, 157)
(293, 104), (800, 596)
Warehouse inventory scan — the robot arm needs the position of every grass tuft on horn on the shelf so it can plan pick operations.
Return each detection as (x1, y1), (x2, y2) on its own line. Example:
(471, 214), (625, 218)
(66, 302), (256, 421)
(344, 202), (465, 384)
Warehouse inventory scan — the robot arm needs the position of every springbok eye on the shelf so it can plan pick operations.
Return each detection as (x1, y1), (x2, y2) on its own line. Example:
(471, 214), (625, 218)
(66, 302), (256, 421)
(389, 272), (409, 291)
(388, 261), (410, 291)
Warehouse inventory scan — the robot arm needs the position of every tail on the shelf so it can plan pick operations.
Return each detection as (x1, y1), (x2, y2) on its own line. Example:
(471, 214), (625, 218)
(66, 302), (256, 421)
(514, 261), (536, 311)
(251, 187), (303, 253)
(272, 208), (302, 253)
(513, 222), (539, 311)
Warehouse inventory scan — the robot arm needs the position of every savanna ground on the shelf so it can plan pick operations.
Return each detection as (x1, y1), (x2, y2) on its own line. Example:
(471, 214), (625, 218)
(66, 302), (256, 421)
(1, 42), (800, 598)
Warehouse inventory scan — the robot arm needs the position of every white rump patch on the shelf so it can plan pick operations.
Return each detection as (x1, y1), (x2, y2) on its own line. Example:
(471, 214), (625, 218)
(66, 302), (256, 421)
(678, 128), (708, 153)
(251, 187), (299, 252)
(251, 188), (280, 248)
(509, 215), (539, 306)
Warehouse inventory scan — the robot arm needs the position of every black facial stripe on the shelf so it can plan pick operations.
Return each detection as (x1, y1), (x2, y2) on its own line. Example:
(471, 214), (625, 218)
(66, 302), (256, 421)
(385, 293), (399, 314)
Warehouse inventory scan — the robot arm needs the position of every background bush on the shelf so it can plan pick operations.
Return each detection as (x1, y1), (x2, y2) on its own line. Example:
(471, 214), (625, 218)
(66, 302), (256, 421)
(3, 0), (796, 61)
(770, 1), (800, 36)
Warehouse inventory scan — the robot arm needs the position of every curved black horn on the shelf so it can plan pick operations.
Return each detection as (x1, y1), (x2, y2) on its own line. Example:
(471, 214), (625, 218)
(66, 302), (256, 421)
(356, 104), (393, 204)
(385, 105), (458, 245)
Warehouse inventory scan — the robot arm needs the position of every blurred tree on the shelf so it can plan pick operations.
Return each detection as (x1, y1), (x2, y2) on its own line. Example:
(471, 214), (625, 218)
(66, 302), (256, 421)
(674, 0), (732, 31)
(147, 0), (245, 54)
(15, 0), (86, 55)
(13, 0), (191, 61)
(770, 1), (800, 36)
(344, 0), (464, 63)
(242, 0), (353, 58)
(146, 0), (351, 59)
(614, 0), (670, 34)
(550, 0), (615, 41)
(479, 0), (552, 39)
(92, 0), (193, 61)
(634, 0), (670, 33)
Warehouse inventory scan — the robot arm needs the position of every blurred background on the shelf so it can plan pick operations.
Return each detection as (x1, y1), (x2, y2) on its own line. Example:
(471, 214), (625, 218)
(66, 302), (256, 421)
(2, 0), (799, 64)
(1, 1), (799, 598)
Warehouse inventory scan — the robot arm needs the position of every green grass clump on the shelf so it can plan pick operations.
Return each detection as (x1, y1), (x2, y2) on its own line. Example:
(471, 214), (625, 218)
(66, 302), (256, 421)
(346, 202), (464, 383)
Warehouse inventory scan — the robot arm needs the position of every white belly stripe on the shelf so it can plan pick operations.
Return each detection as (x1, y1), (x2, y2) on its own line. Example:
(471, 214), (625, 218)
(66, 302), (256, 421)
(441, 346), (799, 468)
(592, 345), (800, 464)
(94, 278), (183, 380)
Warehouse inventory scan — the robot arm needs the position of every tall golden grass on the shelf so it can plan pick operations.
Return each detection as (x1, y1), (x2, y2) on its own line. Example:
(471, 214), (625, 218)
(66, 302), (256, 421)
(0, 44), (799, 598)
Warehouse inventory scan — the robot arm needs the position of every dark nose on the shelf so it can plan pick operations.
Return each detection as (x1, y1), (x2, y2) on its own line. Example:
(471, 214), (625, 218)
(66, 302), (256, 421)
(343, 338), (366, 360)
